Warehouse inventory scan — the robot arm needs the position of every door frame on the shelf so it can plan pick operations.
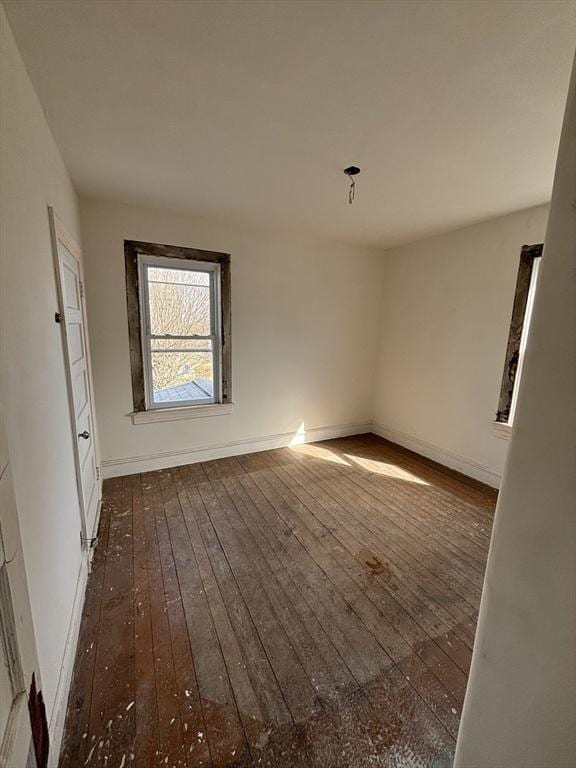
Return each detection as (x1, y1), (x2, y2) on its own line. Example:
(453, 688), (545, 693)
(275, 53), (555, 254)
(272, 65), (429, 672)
(0, 556), (34, 768)
(0, 406), (39, 768)
(48, 207), (101, 546)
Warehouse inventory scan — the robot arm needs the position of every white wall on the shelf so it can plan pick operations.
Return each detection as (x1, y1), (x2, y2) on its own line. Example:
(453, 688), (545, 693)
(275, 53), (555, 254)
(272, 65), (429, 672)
(372, 204), (549, 486)
(0, 4), (86, 754)
(80, 198), (384, 476)
(455, 58), (575, 768)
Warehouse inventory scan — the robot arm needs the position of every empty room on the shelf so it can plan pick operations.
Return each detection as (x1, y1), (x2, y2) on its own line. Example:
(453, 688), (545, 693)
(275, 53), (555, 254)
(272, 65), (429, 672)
(0, 1), (574, 767)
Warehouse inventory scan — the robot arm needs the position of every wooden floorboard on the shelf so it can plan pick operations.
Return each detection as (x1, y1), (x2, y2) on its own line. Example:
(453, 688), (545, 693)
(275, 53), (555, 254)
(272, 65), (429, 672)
(60, 434), (495, 768)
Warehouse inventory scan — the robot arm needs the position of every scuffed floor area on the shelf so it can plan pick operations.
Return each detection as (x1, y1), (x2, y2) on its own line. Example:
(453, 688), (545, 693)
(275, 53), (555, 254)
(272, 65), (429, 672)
(59, 435), (495, 767)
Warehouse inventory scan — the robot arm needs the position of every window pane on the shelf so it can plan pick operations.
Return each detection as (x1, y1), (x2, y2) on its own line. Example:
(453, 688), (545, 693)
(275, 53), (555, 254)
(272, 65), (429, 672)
(152, 351), (214, 403)
(147, 266), (211, 336)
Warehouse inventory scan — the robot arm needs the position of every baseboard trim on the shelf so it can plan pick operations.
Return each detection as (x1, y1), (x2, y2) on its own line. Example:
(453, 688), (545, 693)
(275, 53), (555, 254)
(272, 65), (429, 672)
(101, 422), (372, 478)
(371, 422), (501, 488)
(47, 552), (89, 767)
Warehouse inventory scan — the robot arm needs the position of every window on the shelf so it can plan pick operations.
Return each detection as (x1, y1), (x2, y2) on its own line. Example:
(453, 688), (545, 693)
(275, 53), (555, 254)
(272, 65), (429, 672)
(125, 240), (231, 415)
(496, 243), (542, 427)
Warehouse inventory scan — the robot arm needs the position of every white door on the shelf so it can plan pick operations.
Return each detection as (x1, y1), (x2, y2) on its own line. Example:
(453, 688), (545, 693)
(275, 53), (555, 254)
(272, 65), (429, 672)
(49, 209), (100, 543)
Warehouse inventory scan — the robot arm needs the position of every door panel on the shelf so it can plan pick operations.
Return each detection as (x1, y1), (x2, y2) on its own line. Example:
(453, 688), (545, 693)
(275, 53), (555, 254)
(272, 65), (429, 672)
(81, 459), (97, 513)
(67, 322), (84, 364)
(63, 261), (80, 310)
(72, 369), (89, 418)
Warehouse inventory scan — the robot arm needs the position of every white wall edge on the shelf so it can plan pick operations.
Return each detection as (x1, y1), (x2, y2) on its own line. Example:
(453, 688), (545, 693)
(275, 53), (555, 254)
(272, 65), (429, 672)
(100, 422), (372, 478)
(492, 420), (512, 440)
(47, 552), (89, 767)
(371, 422), (501, 488)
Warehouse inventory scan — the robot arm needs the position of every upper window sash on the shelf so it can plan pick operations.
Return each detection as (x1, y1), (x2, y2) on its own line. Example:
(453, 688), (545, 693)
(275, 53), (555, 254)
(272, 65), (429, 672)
(138, 254), (221, 337)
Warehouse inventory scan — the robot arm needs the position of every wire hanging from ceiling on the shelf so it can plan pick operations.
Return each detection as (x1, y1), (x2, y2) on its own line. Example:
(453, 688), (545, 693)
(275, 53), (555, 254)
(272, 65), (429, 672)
(344, 166), (361, 205)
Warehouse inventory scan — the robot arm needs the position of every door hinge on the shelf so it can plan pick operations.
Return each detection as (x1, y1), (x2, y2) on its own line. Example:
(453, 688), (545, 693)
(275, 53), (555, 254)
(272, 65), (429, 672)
(96, 466), (101, 481)
(79, 280), (85, 299)
(55, 312), (63, 324)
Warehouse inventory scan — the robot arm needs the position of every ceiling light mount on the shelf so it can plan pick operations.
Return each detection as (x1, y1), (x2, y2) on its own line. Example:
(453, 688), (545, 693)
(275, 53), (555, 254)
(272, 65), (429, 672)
(344, 166), (361, 204)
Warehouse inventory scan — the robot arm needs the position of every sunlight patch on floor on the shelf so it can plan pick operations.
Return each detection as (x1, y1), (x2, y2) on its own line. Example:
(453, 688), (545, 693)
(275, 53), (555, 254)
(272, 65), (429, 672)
(289, 441), (351, 466)
(345, 454), (429, 485)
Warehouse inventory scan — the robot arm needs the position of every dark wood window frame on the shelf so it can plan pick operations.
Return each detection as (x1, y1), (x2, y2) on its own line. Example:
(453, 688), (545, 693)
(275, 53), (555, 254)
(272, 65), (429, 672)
(496, 243), (542, 424)
(124, 239), (231, 413)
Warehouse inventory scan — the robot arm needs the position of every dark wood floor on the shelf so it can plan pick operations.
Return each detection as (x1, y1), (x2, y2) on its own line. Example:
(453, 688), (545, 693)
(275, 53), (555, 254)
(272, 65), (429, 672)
(59, 434), (496, 768)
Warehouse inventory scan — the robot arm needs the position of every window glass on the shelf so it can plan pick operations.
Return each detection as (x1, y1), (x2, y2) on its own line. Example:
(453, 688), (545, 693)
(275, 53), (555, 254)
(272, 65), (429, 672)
(147, 267), (211, 337)
(151, 347), (214, 404)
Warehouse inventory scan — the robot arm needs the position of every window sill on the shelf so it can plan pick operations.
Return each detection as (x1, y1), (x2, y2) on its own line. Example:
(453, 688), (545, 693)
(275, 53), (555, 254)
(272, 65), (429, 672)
(132, 402), (233, 424)
(493, 421), (512, 440)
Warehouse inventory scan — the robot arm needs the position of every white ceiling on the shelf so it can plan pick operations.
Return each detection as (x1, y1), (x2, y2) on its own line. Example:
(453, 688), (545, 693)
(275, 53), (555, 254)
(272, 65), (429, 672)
(4, 0), (575, 248)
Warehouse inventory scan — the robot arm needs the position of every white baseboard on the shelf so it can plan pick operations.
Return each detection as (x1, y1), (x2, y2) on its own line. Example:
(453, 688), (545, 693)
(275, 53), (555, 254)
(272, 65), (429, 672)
(371, 422), (501, 488)
(48, 552), (89, 767)
(101, 422), (372, 478)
